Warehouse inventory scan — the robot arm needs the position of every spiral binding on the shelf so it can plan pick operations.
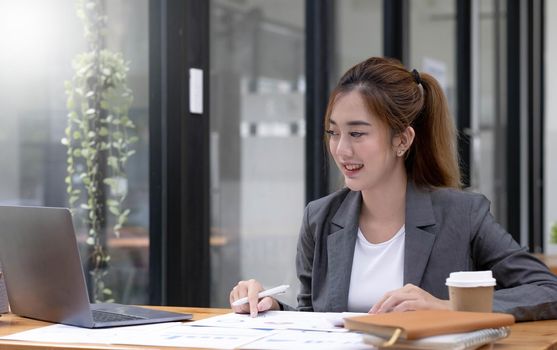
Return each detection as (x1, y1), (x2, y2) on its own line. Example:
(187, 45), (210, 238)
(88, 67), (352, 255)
(365, 326), (511, 349)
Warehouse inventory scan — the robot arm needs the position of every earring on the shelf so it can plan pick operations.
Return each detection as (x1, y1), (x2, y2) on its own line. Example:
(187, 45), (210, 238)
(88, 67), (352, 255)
(397, 150), (404, 157)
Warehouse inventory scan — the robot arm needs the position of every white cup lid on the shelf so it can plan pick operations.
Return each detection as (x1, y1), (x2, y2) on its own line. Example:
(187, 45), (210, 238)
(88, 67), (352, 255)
(445, 271), (496, 287)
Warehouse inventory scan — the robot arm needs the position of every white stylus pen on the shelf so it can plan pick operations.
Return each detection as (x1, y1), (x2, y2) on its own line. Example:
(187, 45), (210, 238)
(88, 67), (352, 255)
(231, 284), (290, 306)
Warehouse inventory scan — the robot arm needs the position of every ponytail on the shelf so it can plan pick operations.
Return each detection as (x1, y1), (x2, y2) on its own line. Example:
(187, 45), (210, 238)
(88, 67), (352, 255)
(406, 72), (461, 189)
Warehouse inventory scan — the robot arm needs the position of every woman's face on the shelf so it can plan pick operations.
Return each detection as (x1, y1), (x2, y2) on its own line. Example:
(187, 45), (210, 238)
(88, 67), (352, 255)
(327, 90), (401, 192)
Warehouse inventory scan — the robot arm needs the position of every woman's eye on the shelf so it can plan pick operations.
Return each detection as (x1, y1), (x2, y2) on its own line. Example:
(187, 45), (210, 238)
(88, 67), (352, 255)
(350, 132), (365, 138)
(325, 129), (339, 137)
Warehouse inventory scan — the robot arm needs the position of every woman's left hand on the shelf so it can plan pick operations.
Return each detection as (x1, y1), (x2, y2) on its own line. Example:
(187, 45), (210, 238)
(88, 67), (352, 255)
(369, 283), (450, 314)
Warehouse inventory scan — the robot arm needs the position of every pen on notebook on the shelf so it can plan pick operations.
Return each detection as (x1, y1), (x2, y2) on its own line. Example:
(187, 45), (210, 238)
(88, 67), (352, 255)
(231, 284), (290, 306)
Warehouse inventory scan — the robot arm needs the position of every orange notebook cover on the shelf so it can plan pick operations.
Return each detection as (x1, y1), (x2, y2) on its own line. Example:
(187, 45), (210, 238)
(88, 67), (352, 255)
(344, 310), (515, 341)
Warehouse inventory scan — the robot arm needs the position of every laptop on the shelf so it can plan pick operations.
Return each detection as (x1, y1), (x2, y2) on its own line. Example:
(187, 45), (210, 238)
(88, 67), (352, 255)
(0, 205), (192, 328)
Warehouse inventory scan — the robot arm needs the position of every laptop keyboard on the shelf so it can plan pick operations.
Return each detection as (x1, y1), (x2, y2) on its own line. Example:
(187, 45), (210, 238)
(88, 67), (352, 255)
(92, 309), (145, 323)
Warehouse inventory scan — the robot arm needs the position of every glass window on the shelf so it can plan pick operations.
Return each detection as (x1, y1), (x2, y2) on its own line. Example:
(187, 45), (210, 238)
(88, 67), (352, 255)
(477, 0), (507, 222)
(209, 0), (305, 307)
(0, 0), (150, 304)
(545, 1), (557, 253)
(334, 0), (383, 79)
(329, 0), (383, 192)
(408, 0), (457, 116)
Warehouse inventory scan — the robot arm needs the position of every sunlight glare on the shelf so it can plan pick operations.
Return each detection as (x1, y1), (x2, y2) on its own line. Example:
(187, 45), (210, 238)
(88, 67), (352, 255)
(0, 0), (56, 63)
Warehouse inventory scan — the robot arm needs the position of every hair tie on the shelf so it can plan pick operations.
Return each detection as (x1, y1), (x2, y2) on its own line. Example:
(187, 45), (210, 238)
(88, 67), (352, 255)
(411, 69), (422, 85)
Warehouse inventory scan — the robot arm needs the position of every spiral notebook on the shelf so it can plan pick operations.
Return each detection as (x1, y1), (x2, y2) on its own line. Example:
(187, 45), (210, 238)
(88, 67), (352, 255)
(343, 310), (515, 341)
(362, 326), (511, 350)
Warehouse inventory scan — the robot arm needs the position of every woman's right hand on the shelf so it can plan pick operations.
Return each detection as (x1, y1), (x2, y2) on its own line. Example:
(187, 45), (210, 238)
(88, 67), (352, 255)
(229, 279), (280, 317)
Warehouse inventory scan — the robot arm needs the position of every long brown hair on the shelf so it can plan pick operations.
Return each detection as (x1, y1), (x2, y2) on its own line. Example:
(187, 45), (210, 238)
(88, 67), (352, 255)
(324, 57), (461, 189)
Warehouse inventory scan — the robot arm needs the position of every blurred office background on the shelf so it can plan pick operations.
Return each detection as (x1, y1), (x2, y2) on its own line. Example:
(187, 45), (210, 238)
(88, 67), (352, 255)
(0, 0), (554, 308)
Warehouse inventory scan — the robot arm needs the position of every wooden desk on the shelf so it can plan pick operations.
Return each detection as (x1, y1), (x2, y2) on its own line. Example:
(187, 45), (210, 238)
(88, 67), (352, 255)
(0, 307), (556, 350)
(0, 307), (226, 350)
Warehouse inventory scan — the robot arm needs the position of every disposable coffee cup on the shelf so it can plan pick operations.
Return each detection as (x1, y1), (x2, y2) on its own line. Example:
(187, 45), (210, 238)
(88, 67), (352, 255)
(445, 271), (496, 312)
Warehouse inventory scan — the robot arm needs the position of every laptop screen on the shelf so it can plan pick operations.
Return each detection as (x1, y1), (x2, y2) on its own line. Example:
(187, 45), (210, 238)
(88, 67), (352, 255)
(0, 206), (96, 326)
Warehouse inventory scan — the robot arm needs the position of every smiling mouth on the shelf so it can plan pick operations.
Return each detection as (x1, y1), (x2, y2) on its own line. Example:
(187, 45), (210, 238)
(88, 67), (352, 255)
(344, 164), (363, 171)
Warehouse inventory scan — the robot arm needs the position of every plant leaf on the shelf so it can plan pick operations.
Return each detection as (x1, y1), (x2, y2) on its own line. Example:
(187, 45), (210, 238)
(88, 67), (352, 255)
(108, 206), (120, 216)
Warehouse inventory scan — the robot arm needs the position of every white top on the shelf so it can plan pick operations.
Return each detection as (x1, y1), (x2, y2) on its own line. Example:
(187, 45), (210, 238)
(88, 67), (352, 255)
(347, 225), (405, 312)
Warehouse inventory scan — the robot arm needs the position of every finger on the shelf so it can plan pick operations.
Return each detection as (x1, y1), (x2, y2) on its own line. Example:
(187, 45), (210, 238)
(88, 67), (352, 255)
(238, 303), (251, 314)
(231, 299), (250, 314)
(257, 297), (274, 312)
(229, 285), (240, 303)
(230, 285), (247, 314)
(373, 296), (395, 314)
(392, 300), (420, 313)
(247, 280), (262, 317)
(371, 284), (422, 313)
(375, 293), (414, 314)
(229, 286), (238, 306)
(230, 281), (257, 313)
(369, 293), (392, 314)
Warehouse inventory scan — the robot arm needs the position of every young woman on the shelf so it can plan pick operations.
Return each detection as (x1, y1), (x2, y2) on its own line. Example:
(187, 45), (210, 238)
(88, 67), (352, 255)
(229, 57), (557, 321)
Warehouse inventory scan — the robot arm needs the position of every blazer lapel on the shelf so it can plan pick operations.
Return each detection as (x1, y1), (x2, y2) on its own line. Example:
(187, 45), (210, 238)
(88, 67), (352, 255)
(326, 191), (361, 311)
(404, 182), (437, 286)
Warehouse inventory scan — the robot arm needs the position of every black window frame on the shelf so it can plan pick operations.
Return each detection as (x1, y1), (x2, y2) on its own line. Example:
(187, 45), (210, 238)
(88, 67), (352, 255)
(149, 0), (210, 306)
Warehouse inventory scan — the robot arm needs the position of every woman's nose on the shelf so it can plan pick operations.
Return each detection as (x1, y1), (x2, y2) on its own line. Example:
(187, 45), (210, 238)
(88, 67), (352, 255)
(334, 136), (353, 157)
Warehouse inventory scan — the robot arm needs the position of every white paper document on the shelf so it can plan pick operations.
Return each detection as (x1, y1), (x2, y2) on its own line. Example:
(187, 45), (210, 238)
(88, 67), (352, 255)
(188, 311), (366, 332)
(0, 322), (176, 344)
(242, 329), (370, 350)
(113, 324), (272, 349)
(0, 322), (272, 349)
(0, 311), (371, 349)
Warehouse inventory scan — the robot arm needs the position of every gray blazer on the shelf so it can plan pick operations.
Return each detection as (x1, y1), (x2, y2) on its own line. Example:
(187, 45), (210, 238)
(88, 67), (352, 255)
(287, 183), (557, 321)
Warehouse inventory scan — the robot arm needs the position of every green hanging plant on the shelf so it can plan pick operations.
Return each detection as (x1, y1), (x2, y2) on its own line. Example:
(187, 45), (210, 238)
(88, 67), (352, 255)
(551, 223), (557, 244)
(62, 0), (138, 302)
